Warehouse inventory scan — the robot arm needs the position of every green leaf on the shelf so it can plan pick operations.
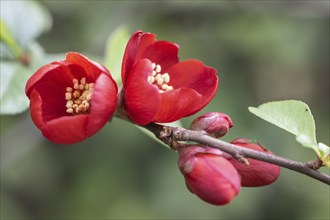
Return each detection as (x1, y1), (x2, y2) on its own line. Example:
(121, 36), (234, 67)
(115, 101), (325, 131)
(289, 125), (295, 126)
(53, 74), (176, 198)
(0, 61), (29, 114)
(0, 0), (52, 54)
(0, 42), (65, 115)
(0, 1), (54, 114)
(0, 20), (23, 57)
(318, 143), (330, 167)
(249, 100), (319, 151)
(103, 25), (130, 87)
(249, 100), (330, 167)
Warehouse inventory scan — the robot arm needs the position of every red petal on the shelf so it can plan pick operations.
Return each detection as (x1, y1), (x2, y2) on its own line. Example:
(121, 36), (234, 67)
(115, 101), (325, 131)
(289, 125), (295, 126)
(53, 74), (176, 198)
(29, 89), (90, 144)
(42, 114), (89, 144)
(121, 30), (144, 85)
(87, 73), (118, 134)
(66, 52), (109, 81)
(228, 140), (281, 187)
(25, 62), (62, 97)
(135, 32), (156, 62)
(32, 81), (67, 122)
(136, 40), (179, 72)
(168, 60), (218, 102)
(154, 88), (203, 123)
(124, 59), (160, 125)
(29, 90), (45, 130)
(186, 154), (240, 205)
(26, 59), (94, 98)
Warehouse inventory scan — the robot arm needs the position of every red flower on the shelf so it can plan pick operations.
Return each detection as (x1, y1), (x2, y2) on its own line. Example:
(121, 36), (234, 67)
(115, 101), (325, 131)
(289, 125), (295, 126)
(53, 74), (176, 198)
(190, 112), (233, 138)
(25, 52), (118, 144)
(178, 146), (241, 205)
(121, 31), (218, 125)
(227, 138), (281, 187)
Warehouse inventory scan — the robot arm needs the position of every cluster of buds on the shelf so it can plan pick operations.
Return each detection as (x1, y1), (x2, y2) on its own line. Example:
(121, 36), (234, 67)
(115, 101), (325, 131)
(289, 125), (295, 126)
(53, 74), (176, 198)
(177, 112), (280, 205)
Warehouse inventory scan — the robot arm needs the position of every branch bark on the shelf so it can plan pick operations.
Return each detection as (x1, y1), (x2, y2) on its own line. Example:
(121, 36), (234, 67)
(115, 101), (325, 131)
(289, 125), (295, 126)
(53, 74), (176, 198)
(144, 123), (330, 185)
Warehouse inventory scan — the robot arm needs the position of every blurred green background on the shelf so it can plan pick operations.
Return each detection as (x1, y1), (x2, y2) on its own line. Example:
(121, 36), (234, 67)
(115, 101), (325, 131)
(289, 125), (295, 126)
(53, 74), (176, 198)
(1, 0), (329, 219)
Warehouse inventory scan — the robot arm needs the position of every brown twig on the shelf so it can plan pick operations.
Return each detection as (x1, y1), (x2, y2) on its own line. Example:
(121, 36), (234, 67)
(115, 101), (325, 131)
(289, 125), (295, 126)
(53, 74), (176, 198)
(143, 123), (330, 185)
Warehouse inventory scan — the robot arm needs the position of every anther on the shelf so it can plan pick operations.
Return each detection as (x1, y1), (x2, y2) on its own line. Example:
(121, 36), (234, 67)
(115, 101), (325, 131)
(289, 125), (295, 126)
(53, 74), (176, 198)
(147, 63), (174, 93)
(65, 78), (93, 115)
(162, 73), (170, 83)
(156, 77), (164, 85)
(73, 90), (81, 98)
(79, 84), (84, 90)
(167, 86), (173, 91)
(86, 94), (92, 101)
(156, 64), (161, 73)
(161, 84), (168, 90)
(65, 92), (72, 100)
(147, 76), (155, 83)
(73, 83), (79, 90)
(66, 100), (73, 108)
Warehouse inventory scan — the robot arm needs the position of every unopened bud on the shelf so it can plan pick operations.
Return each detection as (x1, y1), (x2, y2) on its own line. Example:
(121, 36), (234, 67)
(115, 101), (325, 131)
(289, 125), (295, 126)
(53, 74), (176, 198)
(227, 138), (281, 187)
(190, 112), (233, 138)
(178, 146), (240, 205)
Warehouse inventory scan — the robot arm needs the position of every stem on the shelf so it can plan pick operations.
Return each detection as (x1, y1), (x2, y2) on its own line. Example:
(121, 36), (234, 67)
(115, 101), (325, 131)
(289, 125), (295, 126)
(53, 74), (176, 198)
(143, 123), (330, 185)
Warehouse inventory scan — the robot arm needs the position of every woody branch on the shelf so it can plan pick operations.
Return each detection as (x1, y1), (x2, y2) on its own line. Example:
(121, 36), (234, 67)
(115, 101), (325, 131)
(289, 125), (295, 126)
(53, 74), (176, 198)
(143, 123), (330, 185)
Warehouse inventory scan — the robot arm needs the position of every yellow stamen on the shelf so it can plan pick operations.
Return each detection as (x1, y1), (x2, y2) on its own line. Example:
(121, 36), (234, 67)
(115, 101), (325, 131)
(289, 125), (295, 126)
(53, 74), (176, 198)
(65, 77), (94, 115)
(149, 63), (174, 93)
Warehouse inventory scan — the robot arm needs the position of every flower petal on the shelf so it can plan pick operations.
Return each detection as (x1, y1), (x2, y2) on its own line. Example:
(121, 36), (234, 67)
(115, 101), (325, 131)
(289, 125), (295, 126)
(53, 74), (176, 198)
(137, 40), (179, 72)
(29, 90), (45, 130)
(135, 32), (156, 62)
(168, 60), (218, 102)
(155, 88), (203, 123)
(87, 73), (118, 135)
(66, 52), (109, 81)
(31, 81), (67, 122)
(124, 59), (160, 125)
(42, 114), (89, 144)
(228, 139), (281, 187)
(184, 153), (240, 205)
(121, 30), (144, 85)
(25, 62), (61, 97)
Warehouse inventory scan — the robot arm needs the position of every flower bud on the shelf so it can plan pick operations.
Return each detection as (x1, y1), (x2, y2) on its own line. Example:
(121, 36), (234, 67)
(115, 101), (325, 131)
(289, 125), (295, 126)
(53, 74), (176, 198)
(190, 112), (233, 138)
(178, 146), (240, 205)
(227, 138), (281, 187)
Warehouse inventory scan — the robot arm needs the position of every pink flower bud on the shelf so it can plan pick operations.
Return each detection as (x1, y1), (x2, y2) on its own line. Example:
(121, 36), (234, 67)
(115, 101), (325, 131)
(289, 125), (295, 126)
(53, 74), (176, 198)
(227, 138), (281, 187)
(190, 112), (233, 138)
(178, 146), (240, 205)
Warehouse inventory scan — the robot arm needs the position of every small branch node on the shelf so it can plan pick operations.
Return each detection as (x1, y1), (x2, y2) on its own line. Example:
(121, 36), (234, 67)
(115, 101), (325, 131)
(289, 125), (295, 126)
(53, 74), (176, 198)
(172, 127), (188, 140)
(306, 158), (323, 170)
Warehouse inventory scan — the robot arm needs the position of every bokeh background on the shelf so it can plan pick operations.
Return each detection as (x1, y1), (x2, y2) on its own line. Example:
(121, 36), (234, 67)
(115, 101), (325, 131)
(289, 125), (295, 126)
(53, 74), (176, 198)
(1, 0), (329, 219)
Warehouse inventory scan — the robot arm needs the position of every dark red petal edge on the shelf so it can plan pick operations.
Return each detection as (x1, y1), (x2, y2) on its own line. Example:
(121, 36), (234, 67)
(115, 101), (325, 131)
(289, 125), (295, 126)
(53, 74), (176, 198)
(121, 30), (144, 85)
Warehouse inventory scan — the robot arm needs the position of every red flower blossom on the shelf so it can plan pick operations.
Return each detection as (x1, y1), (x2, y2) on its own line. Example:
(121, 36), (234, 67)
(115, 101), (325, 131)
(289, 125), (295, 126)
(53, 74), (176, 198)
(178, 146), (241, 205)
(25, 52), (118, 144)
(228, 138), (281, 187)
(121, 30), (218, 125)
(190, 112), (233, 138)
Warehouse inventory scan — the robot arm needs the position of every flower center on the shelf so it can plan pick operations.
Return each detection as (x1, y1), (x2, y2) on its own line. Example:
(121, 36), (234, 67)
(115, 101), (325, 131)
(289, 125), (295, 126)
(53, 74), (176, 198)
(147, 63), (173, 93)
(65, 77), (94, 114)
